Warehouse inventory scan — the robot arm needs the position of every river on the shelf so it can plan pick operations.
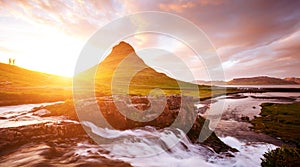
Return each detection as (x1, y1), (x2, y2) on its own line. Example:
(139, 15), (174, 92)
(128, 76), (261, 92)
(0, 92), (299, 166)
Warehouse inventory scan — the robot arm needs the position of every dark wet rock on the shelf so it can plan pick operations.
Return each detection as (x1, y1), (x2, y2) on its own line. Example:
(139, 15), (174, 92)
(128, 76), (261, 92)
(250, 95), (296, 102)
(0, 120), (131, 166)
(225, 94), (248, 99)
(0, 121), (86, 155)
(26, 95), (236, 154)
(0, 140), (132, 167)
(186, 117), (238, 153)
(240, 116), (250, 122)
(76, 95), (236, 153)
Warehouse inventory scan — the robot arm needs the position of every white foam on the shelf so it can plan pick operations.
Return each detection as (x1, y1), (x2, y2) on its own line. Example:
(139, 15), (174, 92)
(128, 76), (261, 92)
(82, 121), (277, 167)
(0, 101), (63, 114)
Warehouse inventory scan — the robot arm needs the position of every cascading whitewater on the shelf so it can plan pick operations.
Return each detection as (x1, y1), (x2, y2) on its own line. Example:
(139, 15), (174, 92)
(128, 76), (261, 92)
(82, 121), (277, 167)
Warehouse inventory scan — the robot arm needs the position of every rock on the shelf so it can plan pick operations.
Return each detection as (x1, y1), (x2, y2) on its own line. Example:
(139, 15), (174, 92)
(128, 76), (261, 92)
(78, 95), (235, 153)
(240, 116), (250, 122)
(33, 109), (51, 116)
(0, 121), (87, 154)
(31, 95), (236, 154)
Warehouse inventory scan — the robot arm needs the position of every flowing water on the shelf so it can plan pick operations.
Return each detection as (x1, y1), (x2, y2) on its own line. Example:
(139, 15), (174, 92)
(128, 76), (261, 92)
(0, 101), (63, 114)
(200, 92), (300, 144)
(79, 121), (277, 167)
(0, 101), (69, 128)
(1, 92), (299, 166)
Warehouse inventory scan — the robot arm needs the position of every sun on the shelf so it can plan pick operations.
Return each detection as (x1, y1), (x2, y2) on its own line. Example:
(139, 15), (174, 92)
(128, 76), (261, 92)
(8, 28), (83, 77)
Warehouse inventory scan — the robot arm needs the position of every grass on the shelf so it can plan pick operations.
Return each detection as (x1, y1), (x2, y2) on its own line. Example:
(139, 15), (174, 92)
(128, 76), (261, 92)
(0, 41), (239, 107)
(74, 42), (239, 99)
(251, 102), (300, 148)
(261, 145), (300, 167)
(0, 62), (72, 106)
(0, 62), (71, 87)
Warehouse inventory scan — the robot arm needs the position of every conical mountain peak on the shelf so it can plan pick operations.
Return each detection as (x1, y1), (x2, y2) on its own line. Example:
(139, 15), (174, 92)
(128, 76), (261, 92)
(76, 41), (198, 96)
(110, 41), (135, 57)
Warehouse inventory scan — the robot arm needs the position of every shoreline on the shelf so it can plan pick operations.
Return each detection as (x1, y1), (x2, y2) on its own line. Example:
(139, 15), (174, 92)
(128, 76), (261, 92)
(3, 85), (299, 107)
(0, 90), (299, 166)
(199, 92), (300, 148)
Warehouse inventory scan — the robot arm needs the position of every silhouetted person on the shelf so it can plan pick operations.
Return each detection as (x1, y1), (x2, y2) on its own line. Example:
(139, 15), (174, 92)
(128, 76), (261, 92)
(12, 59), (15, 65)
(9, 58), (11, 65)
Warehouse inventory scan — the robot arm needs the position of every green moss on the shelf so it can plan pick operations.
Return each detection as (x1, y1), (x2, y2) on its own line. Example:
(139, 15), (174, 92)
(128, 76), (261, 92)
(261, 146), (300, 167)
(251, 102), (300, 147)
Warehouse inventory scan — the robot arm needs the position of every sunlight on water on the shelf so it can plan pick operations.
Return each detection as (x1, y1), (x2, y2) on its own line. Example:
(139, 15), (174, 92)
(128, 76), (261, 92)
(0, 101), (63, 114)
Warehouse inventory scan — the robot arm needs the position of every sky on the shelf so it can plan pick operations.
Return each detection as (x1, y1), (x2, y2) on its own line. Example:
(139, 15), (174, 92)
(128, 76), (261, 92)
(0, 0), (299, 81)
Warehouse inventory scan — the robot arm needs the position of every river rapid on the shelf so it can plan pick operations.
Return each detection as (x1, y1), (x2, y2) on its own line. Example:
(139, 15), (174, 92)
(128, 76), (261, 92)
(0, 92), (299, 167)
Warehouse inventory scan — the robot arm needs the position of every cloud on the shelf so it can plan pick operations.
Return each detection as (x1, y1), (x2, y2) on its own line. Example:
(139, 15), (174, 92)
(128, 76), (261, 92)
(222, 30), (300, 79)
(159, 1), (195, 13)
(158, 0), (225, 13)
(0, 0), (299, 79)
(0, 0), (124, 38)
(122, 0), (300, 79)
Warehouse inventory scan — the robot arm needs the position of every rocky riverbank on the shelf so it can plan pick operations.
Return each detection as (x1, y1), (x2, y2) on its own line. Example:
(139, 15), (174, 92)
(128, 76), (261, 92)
(4, 95), (235, 154)
(59, 95), (236, 153)
(0, 95), (239, 166)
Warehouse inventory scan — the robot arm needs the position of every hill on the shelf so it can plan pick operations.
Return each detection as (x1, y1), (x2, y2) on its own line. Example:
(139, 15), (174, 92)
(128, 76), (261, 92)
(0, 63), (72, 106)
(193, 80), (226, 86)
(0, 41), (234, 106)
(284, 77), (300, 84)
(227, 76), (298, 85)
(74, 41), (228, 98)
(52, 42), (236, 152)
(0, 63), (71, 87)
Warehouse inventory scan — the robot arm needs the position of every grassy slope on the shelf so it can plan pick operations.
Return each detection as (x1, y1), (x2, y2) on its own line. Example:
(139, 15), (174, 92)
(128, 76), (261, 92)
(75, 41), (234, 99)
(251, 102), (300, 147)
(1, 41), (236, 106)
(0, 63), (72, 106)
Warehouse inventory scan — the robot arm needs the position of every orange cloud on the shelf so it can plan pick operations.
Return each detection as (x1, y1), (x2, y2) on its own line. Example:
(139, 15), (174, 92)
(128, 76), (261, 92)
(1, 0), (300, 80)
(159, 1), (195, 13)
(199, 0), (224, 6)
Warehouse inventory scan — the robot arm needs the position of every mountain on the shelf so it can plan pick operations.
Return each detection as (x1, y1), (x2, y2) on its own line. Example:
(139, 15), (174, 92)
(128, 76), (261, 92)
(0, 63), (71, 106)
(227, 76), (299, 85)
(193, 80), (226, 85)
(284, 77), (300, 84)
(72, 41), (235, 152)
(75, 41), (215, 97)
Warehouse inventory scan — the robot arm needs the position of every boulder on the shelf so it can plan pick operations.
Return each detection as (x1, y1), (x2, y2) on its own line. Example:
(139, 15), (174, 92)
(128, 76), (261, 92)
(77, 95), (236, 153)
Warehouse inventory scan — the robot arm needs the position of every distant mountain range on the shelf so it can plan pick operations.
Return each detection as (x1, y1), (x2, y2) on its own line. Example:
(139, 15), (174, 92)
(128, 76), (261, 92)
(77, 42), (298, 88)
(284, 77), (300, 84)
(194, 76), (300, 85)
